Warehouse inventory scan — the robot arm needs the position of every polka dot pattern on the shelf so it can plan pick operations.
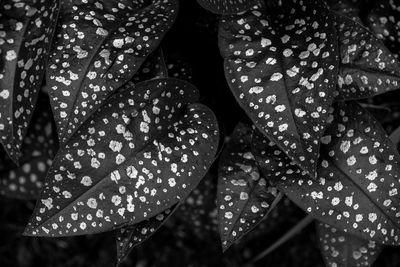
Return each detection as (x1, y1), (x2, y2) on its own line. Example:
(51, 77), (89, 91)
(218, 122), (278, 251)
(24, 78), (219, 237)
(46, 0), (178, 144)
(197, 0), (259, 15)
(367, 0), (400, 57)
(219, 0), (339, 177)
(253, 101), (400, 245)
(334, 11), (400, 100)
(0, 0), (60, 162)
(317, 222), (382, 267)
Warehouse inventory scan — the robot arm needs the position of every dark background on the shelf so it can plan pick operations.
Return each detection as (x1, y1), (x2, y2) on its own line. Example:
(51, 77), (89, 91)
(2, 0), (400, 266)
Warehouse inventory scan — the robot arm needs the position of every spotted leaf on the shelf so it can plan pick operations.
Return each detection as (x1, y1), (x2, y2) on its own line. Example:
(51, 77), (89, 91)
(334, 11), (400, 100)
(253, 101), (400, 244)
(218, 122), (278, 251)
(130, 48), (168, 84)
(0, 0), (59, 162)
(317, 222), (382, 267)
(116, 204), (178, 264)
(219, 0), (339, 177)
(46, 0), (178, 144)
(366, 0), (400, 57)
(0, 94), (57, 199)
(196, 0), (259, 15)
(24, 78), (219, 236)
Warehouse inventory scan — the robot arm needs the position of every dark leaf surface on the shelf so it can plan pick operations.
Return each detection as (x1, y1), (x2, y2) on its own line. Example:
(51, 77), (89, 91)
(367, 0), (400, 57)
(0, 0), (60, 162)
(334, 12), (400, 100)
(116, 204), (177, 264)
(0, 95), (57, 199)
(197, 0), (259, 15)
(24, 78), (219, 236)
(253, 101), (400, 245)
(130, 48), (168, 84)
(317, 222), (382, 267)
(46, 0), (178, 144)
(219, 0), (339, 177)
(327, 0), (362, 23)
(218, 122), (278, 251)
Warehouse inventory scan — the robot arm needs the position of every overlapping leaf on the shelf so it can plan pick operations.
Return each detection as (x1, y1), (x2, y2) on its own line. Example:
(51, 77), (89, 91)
(218, 122), (279, 251)
(197, 0), (259, 15)
(116, 204), (178, 264)
(0, 0), (60, 162)
(0, 95), (57, 199)
(253, 101), (400, 245)
(130, 48), (168, 84)
(367, 0), (400, 57)
(334, 12), (400, 100)
(219, 0), (339, 177)
(24, 78), (219, 236)
(46, 0), (178, 144)
(317, 222), (382, 267)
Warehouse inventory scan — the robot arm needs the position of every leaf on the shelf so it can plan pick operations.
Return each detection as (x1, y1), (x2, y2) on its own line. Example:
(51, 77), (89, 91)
(366, 0), (400, 57)
(326, 0), (362, 23)
(0, 94), (57, 199)
(46, 0), (178, 144)
(252, 101), (400, 245)
(196, 0), (260, 15)
(116, 204), (178, 264)
(317, 222), (382, 267)
(217, 122), (279, 251)
(130, 48), (168, 84)
(219, 0), (339, 177)
(334, 11), (400, 100)
(24, 78), (219, 237)
(0, 0), (60, 162)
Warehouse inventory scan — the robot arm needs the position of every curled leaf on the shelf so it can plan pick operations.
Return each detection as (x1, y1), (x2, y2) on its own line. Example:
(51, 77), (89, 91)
(197, 0), (259, 15)
(116, 204), (178, 264)
(253, 101), (400, 245)
(317, 222), (382, 267)
(0, 95), (57, 199)
(24, 78), (219, 237)
(218, 122), (279, 251)
(0, 0), (60, 162)
(219, 0), (339, 177)
(46, 0), (178, 144)
(334, 11), (400, 100)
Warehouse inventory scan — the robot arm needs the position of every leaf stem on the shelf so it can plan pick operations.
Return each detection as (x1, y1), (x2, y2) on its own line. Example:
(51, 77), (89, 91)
(245, 214), (314, 265)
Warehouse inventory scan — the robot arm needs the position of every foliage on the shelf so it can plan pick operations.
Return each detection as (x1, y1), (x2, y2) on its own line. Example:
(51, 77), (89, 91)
(2, 0), (400, 266)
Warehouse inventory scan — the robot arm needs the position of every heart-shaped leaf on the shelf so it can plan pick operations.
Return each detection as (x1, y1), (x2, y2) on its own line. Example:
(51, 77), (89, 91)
(219, 0), (339, 177)
(197, 0), (259, 15)
(116, 204), (178, 264)
(334, 11), (400, 100)
(0, 94), (57, 199)
(0, 0), (60, 162)
(253, 101), (400, 245)
(24, 78), (219, 237)
(366, 0), (400, 57)
(317, 222), (382, 267)
(218, 122), (279, 251)
(46, 0), (178, 144)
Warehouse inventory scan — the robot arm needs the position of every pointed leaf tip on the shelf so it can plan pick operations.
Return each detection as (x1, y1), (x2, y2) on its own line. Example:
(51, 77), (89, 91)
(219, 0), (339, 176)
(25, 78), (219, 237)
